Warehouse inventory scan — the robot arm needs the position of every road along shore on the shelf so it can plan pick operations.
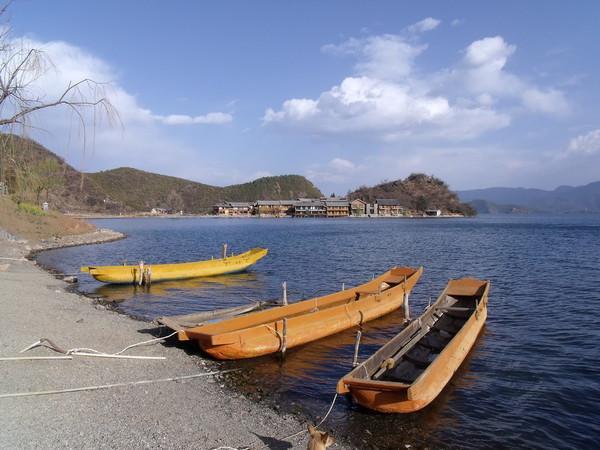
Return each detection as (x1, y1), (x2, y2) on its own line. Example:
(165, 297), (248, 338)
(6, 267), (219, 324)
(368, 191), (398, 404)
(0, 230), (332, 449)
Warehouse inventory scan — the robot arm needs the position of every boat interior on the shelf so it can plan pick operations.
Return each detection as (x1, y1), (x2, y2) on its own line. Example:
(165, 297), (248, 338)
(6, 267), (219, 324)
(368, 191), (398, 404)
(374, 293), (480, 384)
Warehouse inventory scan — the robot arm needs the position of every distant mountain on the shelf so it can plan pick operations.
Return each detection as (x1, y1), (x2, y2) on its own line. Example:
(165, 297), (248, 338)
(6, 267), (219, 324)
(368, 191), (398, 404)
(0, 134), (323, 213)
(349, 173), (476, 215)
(458, 182), (600, 213)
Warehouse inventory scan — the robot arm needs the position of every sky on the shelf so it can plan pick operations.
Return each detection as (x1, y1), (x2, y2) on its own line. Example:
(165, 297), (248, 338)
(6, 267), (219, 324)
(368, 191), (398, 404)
(4, 0), (600, 194)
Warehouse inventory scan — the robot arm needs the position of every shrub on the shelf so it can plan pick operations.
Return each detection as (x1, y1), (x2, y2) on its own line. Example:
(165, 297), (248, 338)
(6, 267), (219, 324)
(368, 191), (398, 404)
(17, 202), (46, 216)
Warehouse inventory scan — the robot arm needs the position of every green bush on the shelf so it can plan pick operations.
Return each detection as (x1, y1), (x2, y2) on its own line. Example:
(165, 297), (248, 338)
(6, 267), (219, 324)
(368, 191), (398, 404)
(17, 202), (46, 216)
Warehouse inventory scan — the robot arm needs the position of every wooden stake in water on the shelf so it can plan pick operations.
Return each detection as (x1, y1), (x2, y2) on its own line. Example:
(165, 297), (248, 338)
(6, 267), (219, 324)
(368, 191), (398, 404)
(282, 281), (288, 306)
(352, 328), (362, 367)
(402, 275), (410, 321)
(281, 318), (288, 356)
(352, 311), (364, 367)
(138, 261), (144, 286)
(222, 243), (228, 259)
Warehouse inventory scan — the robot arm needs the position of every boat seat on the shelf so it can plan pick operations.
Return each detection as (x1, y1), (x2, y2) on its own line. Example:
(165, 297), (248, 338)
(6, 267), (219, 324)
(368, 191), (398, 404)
(433, 315), (464, 334)
(404, 345), (434, 368)
(420, 330), (452, 352)
(380, 360), (423, 384)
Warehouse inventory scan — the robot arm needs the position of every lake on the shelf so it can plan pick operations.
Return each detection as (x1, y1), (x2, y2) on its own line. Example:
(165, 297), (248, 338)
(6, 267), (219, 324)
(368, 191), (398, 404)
(37, 215), (600, 448)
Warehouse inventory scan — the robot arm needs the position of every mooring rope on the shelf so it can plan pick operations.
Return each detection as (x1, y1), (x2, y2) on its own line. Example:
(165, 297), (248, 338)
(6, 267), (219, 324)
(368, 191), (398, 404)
(0, 369), (240, 399)
(18, 330), (180, 360)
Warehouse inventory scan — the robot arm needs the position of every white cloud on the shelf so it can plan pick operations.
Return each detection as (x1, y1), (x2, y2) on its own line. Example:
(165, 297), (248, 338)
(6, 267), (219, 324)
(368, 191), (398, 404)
(266, 32), (569, 142)
(521, 88), (569, 115)
(407, 17), (441, 34)
(330, 157), (356, 170)
(4, 37), (232, 129)
(322, 34), (425, 81)
(451, 19), (464, 27)
(567, 129), (600, 155)
(459, 36), (569, 115)
(157, 112), (232, 125)
(306, 157), (364, 184)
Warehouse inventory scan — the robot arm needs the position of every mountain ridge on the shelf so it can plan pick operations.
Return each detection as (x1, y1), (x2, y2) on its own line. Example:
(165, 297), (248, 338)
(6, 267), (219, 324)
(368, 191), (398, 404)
(458, 182), (600, 213)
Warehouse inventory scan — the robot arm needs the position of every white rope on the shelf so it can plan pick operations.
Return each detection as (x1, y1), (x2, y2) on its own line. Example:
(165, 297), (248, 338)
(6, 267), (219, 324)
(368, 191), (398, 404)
(0, 369), (239, 399)
(0, 356), (72, 361)
(18, 330), (180, 360)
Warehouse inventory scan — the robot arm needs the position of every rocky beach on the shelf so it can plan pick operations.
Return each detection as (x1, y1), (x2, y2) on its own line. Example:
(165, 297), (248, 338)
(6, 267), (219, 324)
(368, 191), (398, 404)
(0, 230), (329, 449)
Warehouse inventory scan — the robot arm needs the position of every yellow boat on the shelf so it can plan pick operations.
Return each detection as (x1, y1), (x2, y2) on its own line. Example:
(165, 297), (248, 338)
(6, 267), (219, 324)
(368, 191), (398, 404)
(81, 247), (268, 284)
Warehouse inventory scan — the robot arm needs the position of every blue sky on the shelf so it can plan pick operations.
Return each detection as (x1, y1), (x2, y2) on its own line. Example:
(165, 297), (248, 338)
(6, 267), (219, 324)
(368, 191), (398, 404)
(7, 1), (600, 193)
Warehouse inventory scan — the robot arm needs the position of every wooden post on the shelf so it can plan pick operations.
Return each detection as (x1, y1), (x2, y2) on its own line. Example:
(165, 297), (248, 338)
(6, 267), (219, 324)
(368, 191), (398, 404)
(146, 266), (152, 287)
(222, 243), (228, 259)
(138, 261), (144, 286)
(282, 281), (288, 306)
(402, 275), (410, 321)
(281, 318), (288, 356)
(352, 328), (362, 367)
(342, 282), (345, 291)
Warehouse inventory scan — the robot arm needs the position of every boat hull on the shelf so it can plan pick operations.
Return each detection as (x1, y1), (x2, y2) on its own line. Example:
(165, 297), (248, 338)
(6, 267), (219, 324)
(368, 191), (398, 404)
(337, 278), (489, 413)
(81, 248), (268, 284)
(182, 266), (423, 359)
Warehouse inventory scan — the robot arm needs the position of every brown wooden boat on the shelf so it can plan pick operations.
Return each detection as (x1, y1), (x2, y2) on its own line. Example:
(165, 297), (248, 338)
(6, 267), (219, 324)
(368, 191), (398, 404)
(336, 277), (490, 413)
(178, 266), (423, 360)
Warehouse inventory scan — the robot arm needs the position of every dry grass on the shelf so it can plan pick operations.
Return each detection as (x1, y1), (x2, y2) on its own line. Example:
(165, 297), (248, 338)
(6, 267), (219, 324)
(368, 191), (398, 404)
(0, 197), (95, 242)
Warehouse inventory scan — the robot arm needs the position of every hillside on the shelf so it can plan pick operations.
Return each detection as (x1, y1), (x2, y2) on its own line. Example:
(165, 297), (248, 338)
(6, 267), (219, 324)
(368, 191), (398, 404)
(458, 182), (600, 213)
(89, 168), (322, 212)
(0, 134), (322, 213)
(349, 173), (476, 215)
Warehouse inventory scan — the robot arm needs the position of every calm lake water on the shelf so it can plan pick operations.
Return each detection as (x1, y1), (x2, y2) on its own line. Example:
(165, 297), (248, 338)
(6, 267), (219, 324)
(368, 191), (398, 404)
(37, 216), (600, 448)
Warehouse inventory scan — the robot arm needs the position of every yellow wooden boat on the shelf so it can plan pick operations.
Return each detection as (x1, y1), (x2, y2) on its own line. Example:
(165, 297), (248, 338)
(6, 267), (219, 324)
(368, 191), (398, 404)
(80, 247), (268, 284)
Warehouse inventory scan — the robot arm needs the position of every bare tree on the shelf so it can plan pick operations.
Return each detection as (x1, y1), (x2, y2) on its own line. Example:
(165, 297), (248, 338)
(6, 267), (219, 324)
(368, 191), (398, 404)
(0, 5), (116, 191)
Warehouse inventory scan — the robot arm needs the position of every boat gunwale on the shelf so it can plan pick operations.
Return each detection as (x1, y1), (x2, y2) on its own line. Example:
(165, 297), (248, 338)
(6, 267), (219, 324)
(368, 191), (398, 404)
(82, 247), (267, 273)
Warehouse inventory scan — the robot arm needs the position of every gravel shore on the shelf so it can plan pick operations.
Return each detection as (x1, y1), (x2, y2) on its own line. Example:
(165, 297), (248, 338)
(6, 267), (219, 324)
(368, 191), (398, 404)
(0, 231), (321, 449)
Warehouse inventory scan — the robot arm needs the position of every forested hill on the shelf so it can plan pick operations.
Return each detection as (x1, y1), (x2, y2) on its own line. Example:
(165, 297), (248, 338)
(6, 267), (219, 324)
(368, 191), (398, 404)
(349, 173), (476, 216)
(88, 168), (322, 212)
(0, 134), (322, 213)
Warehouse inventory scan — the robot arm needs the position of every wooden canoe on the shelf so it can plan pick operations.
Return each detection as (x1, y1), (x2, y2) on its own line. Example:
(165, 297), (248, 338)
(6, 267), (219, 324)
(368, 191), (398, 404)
(156, 301), (271, 331)
(336, 277), (490, 413)
(80, 247), (268, 284)
(180, 266), (423, 360)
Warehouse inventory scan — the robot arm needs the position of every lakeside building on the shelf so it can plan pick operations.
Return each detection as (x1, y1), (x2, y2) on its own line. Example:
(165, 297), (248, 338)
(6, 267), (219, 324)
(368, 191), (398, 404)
(325, 198), (350, 217)
(213, 201), (253, 216)
(211, 197), (419, 218)
(376, 198), (404, 217)
(424, 209), (442, 217)
(350, 199), (368, 216)
(254, 200), (298, 217)
(293, 199), (327, 217)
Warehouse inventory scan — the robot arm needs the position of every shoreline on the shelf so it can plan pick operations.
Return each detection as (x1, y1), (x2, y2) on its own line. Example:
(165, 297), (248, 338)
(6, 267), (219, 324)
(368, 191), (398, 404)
(0, 229), (326, 449)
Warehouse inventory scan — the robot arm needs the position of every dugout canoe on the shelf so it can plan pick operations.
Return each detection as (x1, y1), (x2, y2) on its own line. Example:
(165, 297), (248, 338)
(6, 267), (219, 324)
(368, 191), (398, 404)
(180, 266), (423, 360)
(80, 247), (268, 284)
(336, 277), (490, 413)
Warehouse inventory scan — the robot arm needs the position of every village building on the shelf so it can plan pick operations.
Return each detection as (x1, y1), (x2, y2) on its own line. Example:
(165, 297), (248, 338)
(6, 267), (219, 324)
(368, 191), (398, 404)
(424, 209), (442, 217)
(254, 200), (297, 217)
(324, 198), (350, 217)
(213, 201), (253, 216)
(350, 199), (368, 216)
(293, 199), (327, 217)
(376, 198), (404, 217)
